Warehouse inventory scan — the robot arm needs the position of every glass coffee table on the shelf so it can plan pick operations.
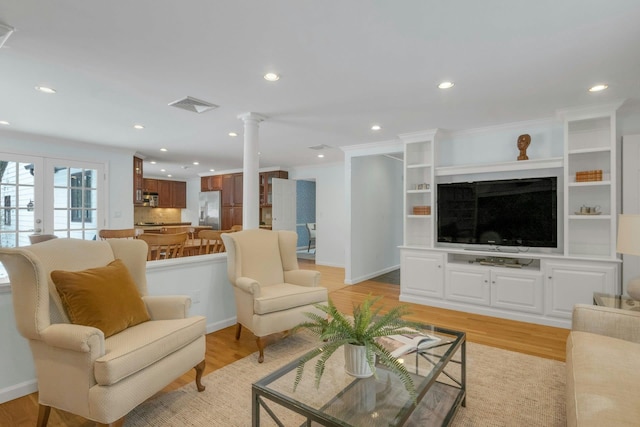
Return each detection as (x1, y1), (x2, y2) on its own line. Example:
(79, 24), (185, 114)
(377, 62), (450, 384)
(593, 292), (640, 311)
(252, 325), (466, 426)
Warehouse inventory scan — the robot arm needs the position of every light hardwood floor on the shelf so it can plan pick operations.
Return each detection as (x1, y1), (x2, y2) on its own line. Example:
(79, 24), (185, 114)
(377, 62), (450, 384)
(0, 259), (569, 427)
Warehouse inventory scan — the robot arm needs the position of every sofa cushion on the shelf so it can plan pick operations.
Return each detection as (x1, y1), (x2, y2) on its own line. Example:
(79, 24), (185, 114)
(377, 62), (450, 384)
(254, 283), (327, 315)
(94, 315), (206, 386)
(51, 259), (150, 337)
(566, 331), (640, 426)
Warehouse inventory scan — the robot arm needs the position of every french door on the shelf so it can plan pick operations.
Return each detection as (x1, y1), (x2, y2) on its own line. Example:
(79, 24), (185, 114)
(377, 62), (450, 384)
(0, 153), (104, 280)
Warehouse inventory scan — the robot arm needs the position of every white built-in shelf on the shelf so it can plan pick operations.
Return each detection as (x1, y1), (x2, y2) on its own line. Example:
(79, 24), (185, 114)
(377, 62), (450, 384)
(407, 215), (431, 219)
(407, 163), (432, 169)
(435, 157), (563, 176)
(567, 147), (611, 155)
(567, 180), (611, 187)
(568, 214), (612, 220)
(407, 189), (431, 194)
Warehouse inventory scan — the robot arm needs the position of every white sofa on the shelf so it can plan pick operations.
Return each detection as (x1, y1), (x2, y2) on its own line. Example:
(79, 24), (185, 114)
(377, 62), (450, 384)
(566, 304), (640, 426)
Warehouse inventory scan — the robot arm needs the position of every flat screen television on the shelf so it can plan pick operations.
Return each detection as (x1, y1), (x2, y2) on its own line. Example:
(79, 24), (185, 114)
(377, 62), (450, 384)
(437, 177), (558, 248)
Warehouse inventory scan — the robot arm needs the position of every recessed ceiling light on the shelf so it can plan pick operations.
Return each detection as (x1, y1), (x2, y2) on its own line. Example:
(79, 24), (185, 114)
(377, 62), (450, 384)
(209, 169), (215, 172)
(35, 85), (56, 94)
(150, 161), (156, 164)
(438, 81), (455, 89)
(229, 132), (238, 137)
(0, 120), (9, 126)
(133, 124), (145, 130)
(167, 174), (172, 177)
(160, 148), (168, 152)
(264, 73), (280, 82)
(589, 84), (608, 92)
(318, 154), (325, 158)
(193, 162), (199, 165)
(371, 125), (382, 131)
(160, 169), (166, 172)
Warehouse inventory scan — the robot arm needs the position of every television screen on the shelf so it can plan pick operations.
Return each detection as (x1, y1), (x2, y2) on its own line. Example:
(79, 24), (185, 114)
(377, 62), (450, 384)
(437, 177), (558, 248)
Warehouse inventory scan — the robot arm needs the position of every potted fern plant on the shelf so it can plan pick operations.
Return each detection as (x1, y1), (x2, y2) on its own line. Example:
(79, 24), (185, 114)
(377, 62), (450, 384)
(293, 295), (424, 402)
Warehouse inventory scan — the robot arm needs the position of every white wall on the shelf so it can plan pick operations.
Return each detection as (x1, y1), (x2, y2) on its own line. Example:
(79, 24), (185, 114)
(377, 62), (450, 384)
(350, 154), (403, 283)
(289, 162), (346, 268)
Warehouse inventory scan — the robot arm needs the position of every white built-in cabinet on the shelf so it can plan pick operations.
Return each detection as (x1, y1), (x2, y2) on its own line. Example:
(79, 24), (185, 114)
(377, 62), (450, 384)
(399, 103), (623, 329)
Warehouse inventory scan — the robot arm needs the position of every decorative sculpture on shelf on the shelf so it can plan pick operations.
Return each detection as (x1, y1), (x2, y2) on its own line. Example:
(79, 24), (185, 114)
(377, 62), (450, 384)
(517, 134), (531, 161)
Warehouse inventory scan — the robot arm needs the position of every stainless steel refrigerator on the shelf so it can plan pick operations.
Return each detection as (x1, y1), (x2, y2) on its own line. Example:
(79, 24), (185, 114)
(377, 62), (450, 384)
(198, 191), (221, 229)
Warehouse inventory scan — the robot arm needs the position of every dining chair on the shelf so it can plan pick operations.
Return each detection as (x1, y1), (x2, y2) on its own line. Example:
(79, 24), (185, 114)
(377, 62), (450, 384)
(305, 223), (316, 252)
(98, 228), (141, 240)
(160, 226), (196, 239)
(198, 230), (225, 254)
(28, 234), (58, 245)
(138, 232), (188, 261)
(230, 225), (243, 232)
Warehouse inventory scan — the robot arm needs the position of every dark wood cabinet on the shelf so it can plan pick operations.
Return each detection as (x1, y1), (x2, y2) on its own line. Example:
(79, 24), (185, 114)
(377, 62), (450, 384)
(154, 180), (187, 208)
(260, 171), (288, 206)
(201, 175), (222, 191)
(222, 206), (243, 230)
(133, 156), (144, 205)
(222, 173), (243, 206)
(143, 178), (158, 193)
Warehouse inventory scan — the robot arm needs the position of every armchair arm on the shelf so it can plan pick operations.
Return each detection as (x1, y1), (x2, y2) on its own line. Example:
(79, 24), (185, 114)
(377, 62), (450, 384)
(39, 323), (105, 354)
(143, 295), (191, 320)
(235, 277), (262, 297)
(285, 269), (321, 287)
(572, 304), (640, 344)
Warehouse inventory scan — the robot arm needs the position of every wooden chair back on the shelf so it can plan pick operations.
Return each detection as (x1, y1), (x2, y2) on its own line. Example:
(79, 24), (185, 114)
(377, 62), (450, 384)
(138, 232), (188, 260)
(230, 225), (243, 232)
(160, 226), (196, 239)
(198, 230), (225, 254)
(98, 228), (140, 240)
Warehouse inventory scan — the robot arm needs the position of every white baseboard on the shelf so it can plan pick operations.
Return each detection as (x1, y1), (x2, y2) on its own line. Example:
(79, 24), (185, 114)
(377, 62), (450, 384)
(345, 264), (399, 285)
(0, 379), (38, 404)
(206, 317), (236, 334)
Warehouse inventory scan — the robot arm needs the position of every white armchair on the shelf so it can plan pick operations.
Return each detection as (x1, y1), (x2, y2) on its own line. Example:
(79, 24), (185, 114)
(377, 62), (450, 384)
(0, 238), (207, 427)
(221, 229), (328, 362)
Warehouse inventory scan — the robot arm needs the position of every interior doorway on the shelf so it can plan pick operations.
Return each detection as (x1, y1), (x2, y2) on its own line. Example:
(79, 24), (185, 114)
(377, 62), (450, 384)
(296, 179), (316, 262)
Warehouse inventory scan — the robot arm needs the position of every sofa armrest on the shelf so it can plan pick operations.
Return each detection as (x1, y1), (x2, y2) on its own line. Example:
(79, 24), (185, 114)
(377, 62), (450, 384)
(143, 295), (191, 320)
(235, 277), (262, 297)
(40, 323), (105, 355)
(572, 304), (640, 343)
(284, 269), (321, 287)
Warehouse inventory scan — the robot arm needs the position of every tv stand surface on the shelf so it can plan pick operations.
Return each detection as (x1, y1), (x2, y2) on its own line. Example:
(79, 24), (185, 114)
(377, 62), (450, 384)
(463, 246), (520, 253)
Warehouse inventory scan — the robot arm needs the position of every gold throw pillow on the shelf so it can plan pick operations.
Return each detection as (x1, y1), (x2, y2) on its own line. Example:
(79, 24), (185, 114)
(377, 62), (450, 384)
(51, 259), (150, 337)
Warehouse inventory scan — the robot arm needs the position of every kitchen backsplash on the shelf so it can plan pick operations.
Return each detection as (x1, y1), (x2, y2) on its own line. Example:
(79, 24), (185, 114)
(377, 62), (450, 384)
(134, 208), (182, 224)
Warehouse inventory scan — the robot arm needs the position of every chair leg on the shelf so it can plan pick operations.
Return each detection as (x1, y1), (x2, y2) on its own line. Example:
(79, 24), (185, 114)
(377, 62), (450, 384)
(37, 404), (51, 427)
(235, 323), (242, 340)
(194, 360), (206, 392)
(308, 240), (311, 252)
(256, 336), (265, 363)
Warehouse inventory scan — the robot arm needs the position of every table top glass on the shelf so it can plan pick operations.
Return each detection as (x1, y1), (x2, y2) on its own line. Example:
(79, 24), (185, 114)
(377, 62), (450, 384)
(253, 325), (465, 427)
(593, 292), (640, 311)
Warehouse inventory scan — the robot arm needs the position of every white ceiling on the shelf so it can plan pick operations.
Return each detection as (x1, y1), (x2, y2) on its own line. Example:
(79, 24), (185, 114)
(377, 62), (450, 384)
(1, 1), (639, 179)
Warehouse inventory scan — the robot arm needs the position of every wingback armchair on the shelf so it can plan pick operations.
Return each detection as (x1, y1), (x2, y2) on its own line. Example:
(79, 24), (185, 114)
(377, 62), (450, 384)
(221, 229), (328, 362)
(0, 238), (207, 427)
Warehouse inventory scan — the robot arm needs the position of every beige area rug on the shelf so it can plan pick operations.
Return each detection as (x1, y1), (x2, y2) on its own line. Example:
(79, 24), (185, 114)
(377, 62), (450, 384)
(125, 332), (565, 426)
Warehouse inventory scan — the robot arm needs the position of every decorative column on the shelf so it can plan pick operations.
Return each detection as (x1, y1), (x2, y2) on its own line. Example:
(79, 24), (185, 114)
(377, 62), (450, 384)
(238, 112), (266, 229)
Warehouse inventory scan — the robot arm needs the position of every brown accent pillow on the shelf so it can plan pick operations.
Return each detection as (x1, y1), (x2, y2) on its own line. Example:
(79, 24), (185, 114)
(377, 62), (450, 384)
(51, 259), (150, 338)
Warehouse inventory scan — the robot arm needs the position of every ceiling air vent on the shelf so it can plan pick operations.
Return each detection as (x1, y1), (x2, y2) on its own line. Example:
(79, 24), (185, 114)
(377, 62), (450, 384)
(308, 144), (332, 150)
(168, 96), (219, 114)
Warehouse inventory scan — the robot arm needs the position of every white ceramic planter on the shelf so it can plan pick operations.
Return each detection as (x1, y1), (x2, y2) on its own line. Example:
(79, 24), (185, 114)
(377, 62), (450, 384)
(344, 343), (375, 378)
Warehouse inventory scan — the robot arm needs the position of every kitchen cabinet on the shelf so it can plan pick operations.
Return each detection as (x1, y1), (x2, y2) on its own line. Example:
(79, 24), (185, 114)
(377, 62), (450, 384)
(133, 156), (144, 205)
(222, 206), (242, 230)
(143, 178), (158, 193)
(154, 179), (187, 208)
(201, 175), (222, 191)
(260, 171), (288, 206)
(222, 173), (243, 207)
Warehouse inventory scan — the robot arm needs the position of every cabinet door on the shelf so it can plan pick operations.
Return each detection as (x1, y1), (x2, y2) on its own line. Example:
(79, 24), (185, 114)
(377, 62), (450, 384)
(172, 181), (186, 208)
(201, 176), (210, 192)
(400, 250), (444, 298)
(233, 174), (243, 206)
(544, 261), (617, 319)
(222, 206), (242, 229)
(133, 156), (144, 205)
(144, 178), (158, 192)
(491, 269), (543, 314)
(446, 265), (491, 306)
(222, 175), (234, 206)
(158, 180), (172, 207)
